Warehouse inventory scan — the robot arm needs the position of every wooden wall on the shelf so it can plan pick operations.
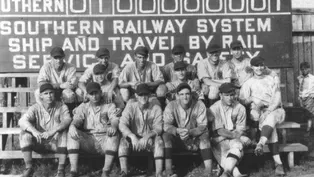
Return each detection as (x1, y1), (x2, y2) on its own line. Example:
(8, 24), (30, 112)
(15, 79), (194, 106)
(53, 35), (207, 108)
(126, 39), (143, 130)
(280, 9), (314, 106)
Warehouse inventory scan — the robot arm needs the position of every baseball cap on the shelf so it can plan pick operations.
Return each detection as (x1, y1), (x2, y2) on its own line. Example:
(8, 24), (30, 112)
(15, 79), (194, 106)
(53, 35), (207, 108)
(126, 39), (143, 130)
(176, 83), (191, 93)
(250, 56), (265, 66)
(135, 46), (149, 57)
(172, 44), (186, 55)
(207, 44), (222, 54)
(219, 83), (238, 93)
(136, 83), (151, 96)
(86, 82), (101, 94)
(96, 48), (110, 58)
(40, 83), (54, 93)
(230, 40), (243, 49)
(93, 64), (107, 75)
(174, 61), (187, 71)
(50, 47), (65, 58)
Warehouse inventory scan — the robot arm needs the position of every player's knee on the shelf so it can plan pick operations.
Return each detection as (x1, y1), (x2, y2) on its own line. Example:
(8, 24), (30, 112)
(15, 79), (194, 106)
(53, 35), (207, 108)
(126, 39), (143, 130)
(162, 133), (173, 148)
(75, 87), (85, 102)
(228, 148), (243, 160)
(199, 133), (211, 149)
(107, 135), (120, 150)
(156, 84), (167, 97)
(154, 136), (164, 149)
(120, 88), (130, 102)
(201, 84), (209, 95)
(118, 138), (130, 157)
(62, 89), (76, 103)
(19, 131), (33, 148)
(208, 86), (219, 100)
(67, 133), (79, 149)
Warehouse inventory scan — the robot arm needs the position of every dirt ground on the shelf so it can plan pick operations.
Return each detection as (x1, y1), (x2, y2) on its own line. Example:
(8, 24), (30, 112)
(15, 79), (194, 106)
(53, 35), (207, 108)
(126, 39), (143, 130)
(1, 128), (314, 177)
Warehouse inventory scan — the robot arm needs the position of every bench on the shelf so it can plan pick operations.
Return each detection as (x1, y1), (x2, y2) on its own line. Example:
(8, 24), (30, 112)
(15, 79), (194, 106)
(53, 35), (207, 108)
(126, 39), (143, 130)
(0, 73), (309, 174)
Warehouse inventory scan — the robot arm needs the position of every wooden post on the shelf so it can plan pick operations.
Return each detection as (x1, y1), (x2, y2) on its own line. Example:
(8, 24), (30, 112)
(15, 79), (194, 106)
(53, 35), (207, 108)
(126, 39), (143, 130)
(288, 152), (294, 168)
(281, 129), (287, 144)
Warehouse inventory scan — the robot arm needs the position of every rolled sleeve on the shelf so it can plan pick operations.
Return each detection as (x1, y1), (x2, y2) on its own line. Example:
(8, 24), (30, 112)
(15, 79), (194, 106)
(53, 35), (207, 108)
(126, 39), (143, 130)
(37, 65), (50, 85)
(210, 106), (224, 131)
(235, 106), (247, 132)
(118, 67), (129, 84)
(151, 63), (164, 82)
(79, 66), (93, 83)
(60, 104), (72, 122)
(119, 104), (133, 136)
(19, 106), (37, 131)
(239, 80), (252, 104)
(107, 103), (119, 123)
(71, 104), (86, 127)
(111, 64), (120, 79)
(197, 60), (209, 81)
(163, 104), (177, 135)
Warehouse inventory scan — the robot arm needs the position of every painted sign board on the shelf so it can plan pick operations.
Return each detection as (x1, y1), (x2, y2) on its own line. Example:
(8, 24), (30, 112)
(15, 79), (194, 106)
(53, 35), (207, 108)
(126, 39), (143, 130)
(0, 0), (292, 72)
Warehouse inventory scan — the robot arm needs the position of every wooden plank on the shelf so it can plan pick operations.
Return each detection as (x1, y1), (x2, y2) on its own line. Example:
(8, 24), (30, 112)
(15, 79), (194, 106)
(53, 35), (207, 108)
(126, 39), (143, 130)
(0, 88), (35, 92)
(0, 107), (28, 113)
(302, 15), (312, 31)
(280, 69), (288, 105)
(277, 122), (301, 129)
(288, 152), (294, 167)
(292, 14), (303, 31)
(303, 34), (312, 65)
(244, 143), (308, 153)
(0, 73), (38, 78)
(0, 128), (21, 135)
(0, 151), (59, 159)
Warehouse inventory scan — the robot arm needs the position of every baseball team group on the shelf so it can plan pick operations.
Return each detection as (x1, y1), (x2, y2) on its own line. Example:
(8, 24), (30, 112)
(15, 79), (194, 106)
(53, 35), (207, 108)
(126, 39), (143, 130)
(17, 40), (312, 177)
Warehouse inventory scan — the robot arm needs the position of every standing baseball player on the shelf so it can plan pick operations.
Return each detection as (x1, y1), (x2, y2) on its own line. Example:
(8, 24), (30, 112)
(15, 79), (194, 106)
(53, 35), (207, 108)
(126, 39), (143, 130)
(209, 83), (251, 177)
(118, 83), (164, 177)
(297, 62), (314, 136)
(163, 83), (213, 177)
(228, 40), (253, 87)
(67, 82), (120, 177)
(119, 46), (167, 108)
(18, 83), (72, 177)
(197, 44), (233, 105)
(36, 47), (77, 105)
(239, 56), (286, 176)
(165, 61), (201, 101)
(77, 48), (121, 105)
(162, 44), (197, 82)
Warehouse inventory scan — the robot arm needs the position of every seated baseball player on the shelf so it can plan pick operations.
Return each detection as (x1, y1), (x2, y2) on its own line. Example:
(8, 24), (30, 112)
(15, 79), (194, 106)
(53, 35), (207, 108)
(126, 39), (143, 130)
(118, 46), (167, 108)
(163, 83), (213, 177)
(162, 44), (197, 82)
(77, 48), (123, 107)
(67, 82), (120, 177)
(36, 47), (78, 107)
(197, 44), (233, 106)
(18, 83), (72, 177)
(118, 83), (164, 177)
(165, 61), (201, 101)
(209, 83), (251, 177)
(239, 56), (286, 176)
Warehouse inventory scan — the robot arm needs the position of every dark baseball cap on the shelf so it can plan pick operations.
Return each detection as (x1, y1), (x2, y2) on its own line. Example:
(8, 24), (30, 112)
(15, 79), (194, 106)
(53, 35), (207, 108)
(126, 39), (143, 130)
(230, 40), (243, 49)
(174, 61), (187, 71)
(86, 82), (101, 94)
(40, 83), (54, 93)
(50, 47), (65, 57)
(96, 48), (110, 58)
(219, 83), (238, 93)
(172, 44), (186, 55)
(136, 83), (151, 96)
(176, 83), (191, 93)
(250, 56), (265, 66)
(135, 46), (149, 57)
(207, 44), (222, 54)
(93, 64), (107, 75)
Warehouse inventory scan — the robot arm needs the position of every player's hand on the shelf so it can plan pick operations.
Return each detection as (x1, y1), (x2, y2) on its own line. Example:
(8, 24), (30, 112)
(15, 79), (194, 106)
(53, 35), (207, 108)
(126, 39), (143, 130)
(177, 128), (189, 140)
(129, 134), (139, 151)
(114, 108), (123, 117)
(107, 126), (117, 136)
(137, 135), (151, 150)
(60, 82), (71, 89)
(232, 131), (241, 139)
(166, 83), (176, 92)
(69, 125), (79, 140)
(31, 130), (42, 144)
(105, 90), (114, 103)
(41, 130), (56, 140)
